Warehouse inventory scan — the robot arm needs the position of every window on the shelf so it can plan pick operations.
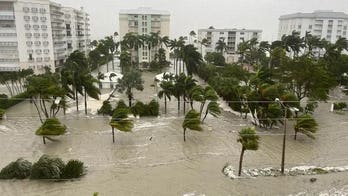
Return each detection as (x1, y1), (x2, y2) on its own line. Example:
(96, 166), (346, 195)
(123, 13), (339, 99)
(33, 25), (39, 30)
(35, 49), (42, 54)
(327, 30), (332, 34)
(34, 41), (41, 46)
(42, 33), (48, 38)
(39, 8), (46, 14)
(36, 57), (43, 62)
(43, 41), (49, 46)
(40, 16), (47, 22)
(67, 43), (72, 49)
(27, 49), (33, 54)
(34, 33), (40, 38)
(23, 7), (30, 13)
(66, 24), (71, 29)
(343, 31), (347, 36)
(25, 33), (32, 38)
(67, 31), (71, 36)
(240, 32), (244, 35)
(220, 32), (224, 35)
(41, 25), (47, 30)
(24, 24), (31, 30)
(44, 57), (50, 62)
(309, 25), (312, 29)
(43, 49), (49, 54)
(32, 16), (38, 22)
(31, 8), (38, 13)
(298, 25), (301, 29)
(26, 41), (33, 46)
(344, 26), (347, 30)
(24, 16), (30, 21)
(28, 54), (33, 60)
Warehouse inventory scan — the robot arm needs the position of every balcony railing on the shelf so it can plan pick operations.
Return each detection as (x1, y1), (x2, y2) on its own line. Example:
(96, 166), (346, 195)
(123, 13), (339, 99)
(0, 15), (15, 20)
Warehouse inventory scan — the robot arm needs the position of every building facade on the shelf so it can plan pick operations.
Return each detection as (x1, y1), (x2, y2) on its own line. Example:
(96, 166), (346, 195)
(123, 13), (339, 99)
(198, 28), (262, 63)
(278, 10), (348, 43)
(0, 0), (90, 73)
(119, 7), (170, 63)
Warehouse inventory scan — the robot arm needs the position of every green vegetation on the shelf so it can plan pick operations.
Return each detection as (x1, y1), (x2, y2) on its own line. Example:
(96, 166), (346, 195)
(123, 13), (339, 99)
(35, 118), (67, 144)
(333, 102), (347, 110)
(0, 158), (32, 179)
(237, 127), (260, 176)
(61, 160), (85, 179)
(294, 114), (318, 140)
(30, 155), (66, 179)
(0, 108), (5, 120)
(109, 102), (134, 143)
(182, 109), (203, 142)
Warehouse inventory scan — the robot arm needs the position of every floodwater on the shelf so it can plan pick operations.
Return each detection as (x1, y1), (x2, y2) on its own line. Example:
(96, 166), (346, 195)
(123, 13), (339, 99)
(0, 63), (347, 195)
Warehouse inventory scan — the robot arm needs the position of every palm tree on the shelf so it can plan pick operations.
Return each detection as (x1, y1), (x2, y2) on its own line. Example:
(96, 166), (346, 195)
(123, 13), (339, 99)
(189, 30), (196, 44)
(117, 69), (144, 107)
(215, 39), (227, 55)
(281, 31), (305, 58)
(237, 127), (260, 176)
(294, 114), (318, 140)
(182, 109), (202, 142)
(201, 101), (221, 123)
(109, 107), (133, 143)
(182, 44), (202, 76)
(81, 74), (100, 115)
(158, 80), (174, 114)
(200, 38), (209, 55)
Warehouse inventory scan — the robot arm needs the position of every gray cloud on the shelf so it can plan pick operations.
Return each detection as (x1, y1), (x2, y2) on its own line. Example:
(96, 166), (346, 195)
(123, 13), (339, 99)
(55, 0), (348, 42)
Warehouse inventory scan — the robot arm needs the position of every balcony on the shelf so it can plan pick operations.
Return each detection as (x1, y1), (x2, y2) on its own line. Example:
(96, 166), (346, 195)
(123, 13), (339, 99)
(0, 15), (15, 20)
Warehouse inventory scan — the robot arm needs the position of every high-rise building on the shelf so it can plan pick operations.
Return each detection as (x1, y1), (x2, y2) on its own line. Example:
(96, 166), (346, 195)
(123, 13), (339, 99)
(119, 7), (170, 63)
(0, 0), (90, 73)
(198, 28), (262, 63)
(278, 10), (348, 43)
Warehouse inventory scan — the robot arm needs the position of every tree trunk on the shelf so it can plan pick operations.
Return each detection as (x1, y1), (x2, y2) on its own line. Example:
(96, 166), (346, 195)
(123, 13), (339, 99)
(238, 147), (245, 176)
(177, 97), (180, 112)
(128, 94), (132, 107)
(164, 96), (167, 114)
(294, 131), (297, 140)
(76, 89), (79, 111)
(43, 136), (46, 144)
(112, 127), (115, 143)
(183, 128), (186, 142)
(112, 56), (115, 71)
(183, 97), (186, 114)
(202, 110), (208, 123)
(84, 88), (87, 115)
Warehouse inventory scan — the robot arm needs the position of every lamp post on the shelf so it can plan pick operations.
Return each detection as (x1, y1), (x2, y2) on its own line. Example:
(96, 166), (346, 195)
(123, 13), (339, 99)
(275, 98), (287, 174)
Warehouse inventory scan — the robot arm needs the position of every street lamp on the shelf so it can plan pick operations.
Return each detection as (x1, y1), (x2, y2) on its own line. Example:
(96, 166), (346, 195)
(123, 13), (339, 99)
(275, 98), (287, 174)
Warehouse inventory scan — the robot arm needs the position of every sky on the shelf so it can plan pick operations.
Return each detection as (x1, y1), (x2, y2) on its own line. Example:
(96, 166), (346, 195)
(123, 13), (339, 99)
(54, 0), (348, 42)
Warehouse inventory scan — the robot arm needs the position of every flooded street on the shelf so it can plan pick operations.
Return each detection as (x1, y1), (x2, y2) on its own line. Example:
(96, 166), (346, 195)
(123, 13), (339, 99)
(0, 64), (347, 195)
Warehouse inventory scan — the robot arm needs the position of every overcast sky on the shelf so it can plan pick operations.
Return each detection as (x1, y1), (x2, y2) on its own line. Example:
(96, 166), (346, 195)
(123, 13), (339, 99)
(55, 0), (348, 42)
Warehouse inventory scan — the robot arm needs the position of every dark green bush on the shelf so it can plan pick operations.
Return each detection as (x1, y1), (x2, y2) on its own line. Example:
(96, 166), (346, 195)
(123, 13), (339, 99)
(0, 108), (5, 120)
(130, 100), (159, 117)
(0, 158), (32, 179)
(333, 102), (347, 110)
(61, 160), (85, 179)
(147, 99), (159, 116)
(36, 118), (67, 136)
(30, 155), (65, 179)
(98, 101), (113, 116)
(0, 92), (29, 109)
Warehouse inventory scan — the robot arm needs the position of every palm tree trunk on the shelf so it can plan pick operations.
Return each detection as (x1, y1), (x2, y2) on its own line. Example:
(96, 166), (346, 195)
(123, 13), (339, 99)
(43, 136), (46, 144)
(112, 127), (115, 143)
(294, 131), (297, 140)
(76, 89), (79, 111)
(164, 96), (167, 114)
(238, 147), (245, 176)
(128, 94), (132, 107)
(183, 128), (186, 142)
(177, 96), (180, 112)
(183, 96), (186, 114)
(112, 56), (115, 71)
(84, 88), (87, 115)
(202, 110), (208, 123)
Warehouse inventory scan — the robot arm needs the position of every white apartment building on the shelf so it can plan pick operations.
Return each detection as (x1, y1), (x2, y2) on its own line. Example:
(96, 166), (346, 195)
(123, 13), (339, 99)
(278, 10), (348, 43)
(119, 7), (170, 63)
(198, 28), (262, 63)
(0, 0), (90, 73)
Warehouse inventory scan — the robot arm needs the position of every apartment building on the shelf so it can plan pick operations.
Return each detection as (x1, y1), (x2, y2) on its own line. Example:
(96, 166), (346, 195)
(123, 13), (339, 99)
(198, 28), (262, 63)
(0, 0), (90, 73)
(119, 7), (170, 63)
(278, 10), (348, 43)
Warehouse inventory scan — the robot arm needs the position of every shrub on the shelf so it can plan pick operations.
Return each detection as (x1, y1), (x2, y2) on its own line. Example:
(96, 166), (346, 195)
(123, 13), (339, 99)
(30, 155), (65, 179)
(98, 101), (113, 116)
(61, 160), (85, 179)
(147, 99), (159, 116)
(0, 92), (29, 109)
(0, 158), (32, 179)
(36, 118), (67, 136)
(333, 102), (347, 110)
(0, 108), (5, 120)
(130, 101), (146, 116)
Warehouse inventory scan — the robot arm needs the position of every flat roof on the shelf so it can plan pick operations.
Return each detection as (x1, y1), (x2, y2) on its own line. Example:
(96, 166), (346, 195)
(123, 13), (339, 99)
(280, 10), (348, 20)
(119, 7), (170, 15)
(198, 28), (262, 33)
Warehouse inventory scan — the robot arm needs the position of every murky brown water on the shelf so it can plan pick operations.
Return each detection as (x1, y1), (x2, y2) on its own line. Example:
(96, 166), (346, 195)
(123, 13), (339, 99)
(0, 64), (347, 195)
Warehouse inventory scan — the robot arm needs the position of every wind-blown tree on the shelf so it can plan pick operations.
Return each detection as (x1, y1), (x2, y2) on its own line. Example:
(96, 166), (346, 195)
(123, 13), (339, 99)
(109, 106), (133, 143)
(182, 44), (202, 75)
(81, 74), (100, 114)
(189, 30), (196, 44)
(201, 101), (221, 123)
(182, 109), (202, 142)
(158, 80), (174, 114)
(281, 31), (305, 58)
(0, 69), (34, 97)
(294, 114), (318, 140)
(117, 69), (144, 107)
(237, 127), (260, 176)
(25, 70), (67, 144)
(204, 52), (226, 67)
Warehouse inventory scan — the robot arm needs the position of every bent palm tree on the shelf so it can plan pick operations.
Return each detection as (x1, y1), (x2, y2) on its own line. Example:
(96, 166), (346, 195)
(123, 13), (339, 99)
(182, 110), (202, 142)
(237, 127), (260, 176)
(158, 81), (173, 114)
(201, 101), (221, 123)
(109, 107), (133, 143)
(294, 114), (318, 140)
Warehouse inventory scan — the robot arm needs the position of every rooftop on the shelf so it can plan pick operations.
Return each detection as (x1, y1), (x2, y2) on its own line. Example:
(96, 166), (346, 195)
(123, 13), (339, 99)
(280, 10), (348, 20)
(119, 7), (170, 16)
(198, 28), (262, 33)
